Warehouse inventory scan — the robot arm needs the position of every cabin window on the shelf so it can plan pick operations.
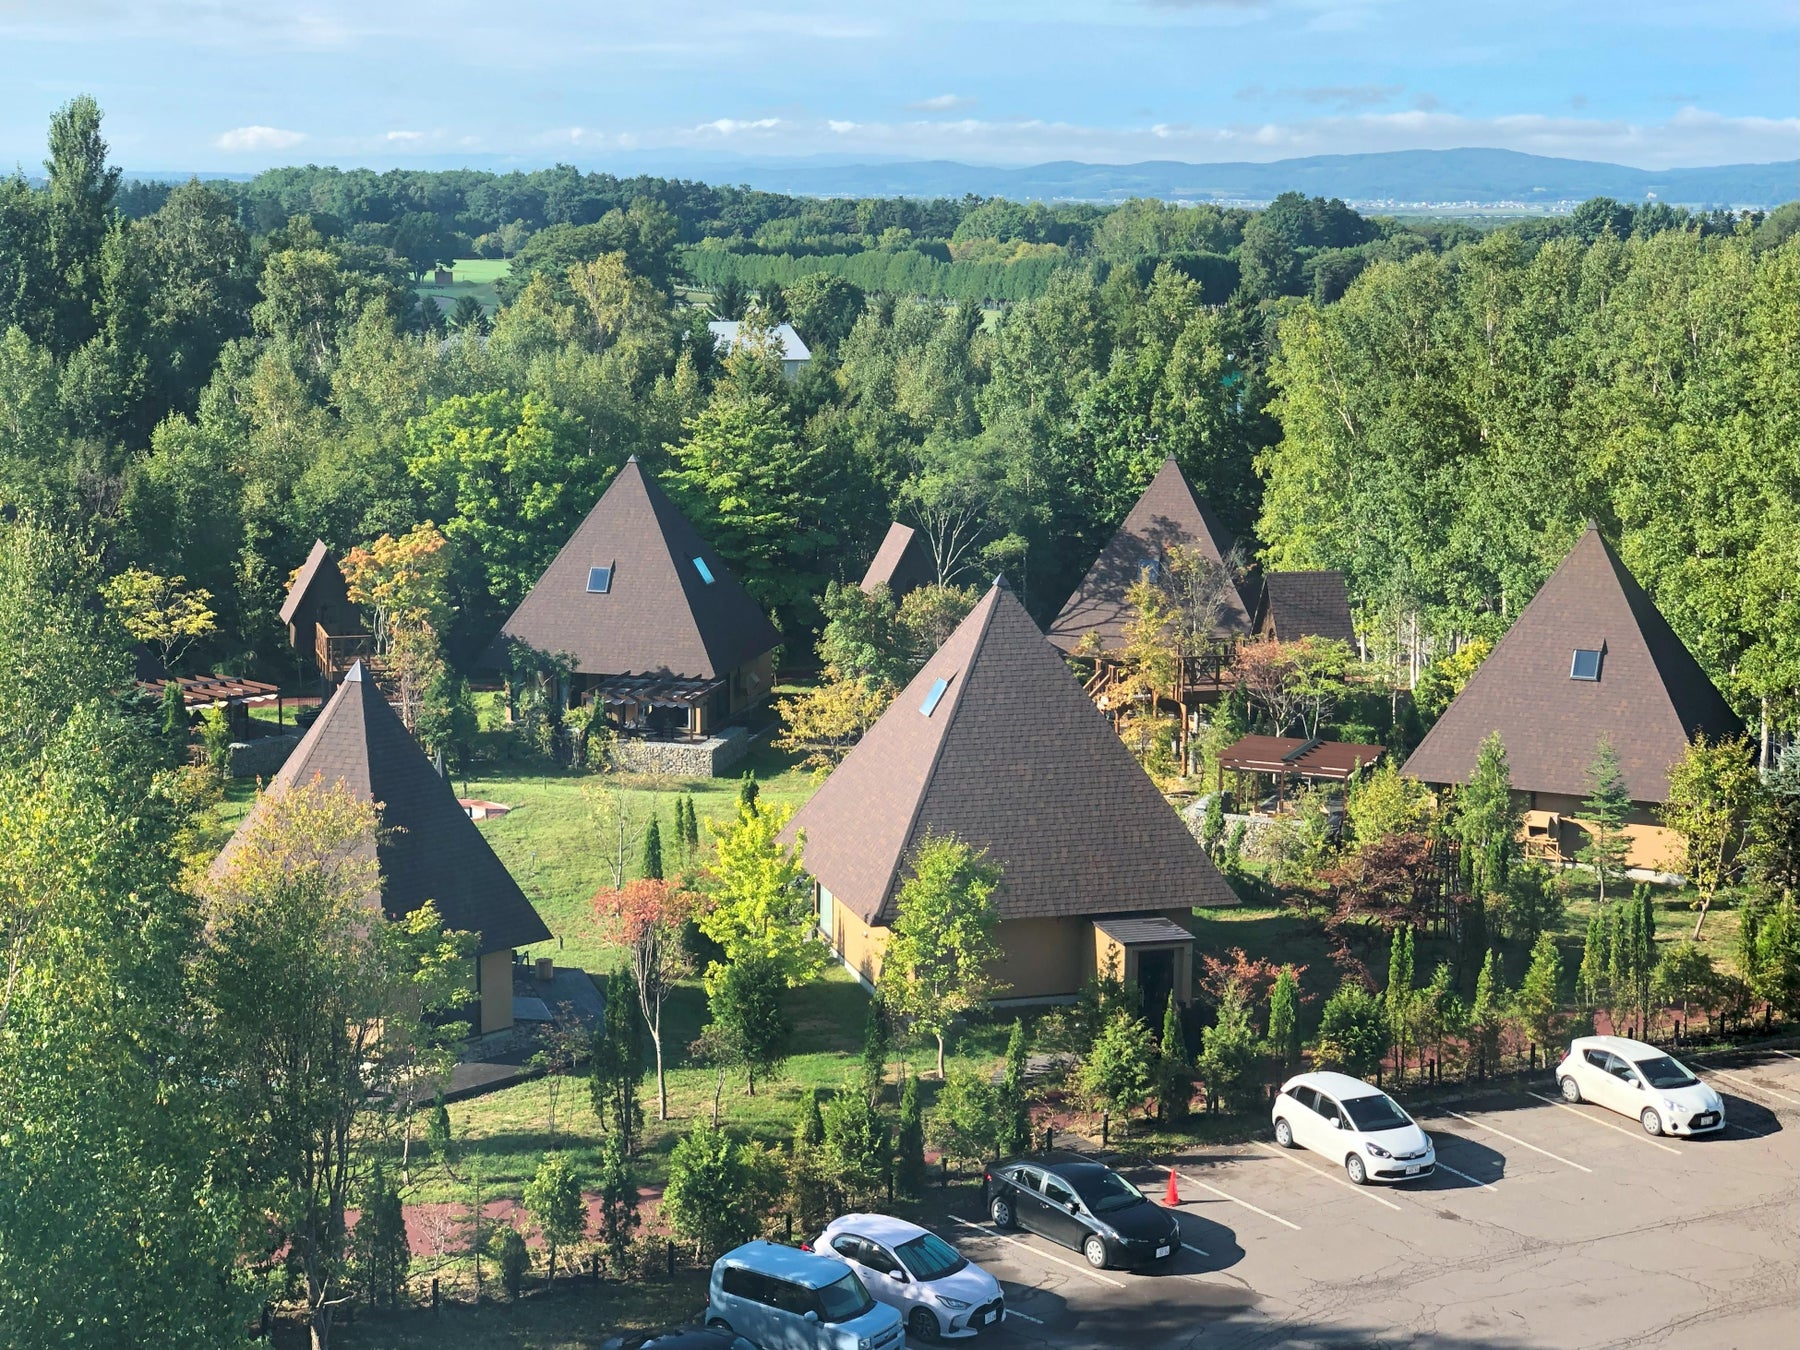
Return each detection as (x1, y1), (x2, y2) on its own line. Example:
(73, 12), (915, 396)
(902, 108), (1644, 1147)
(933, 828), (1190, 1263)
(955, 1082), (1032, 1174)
(586, 565), (613, 594)
(692, 556), (716, 584)
(920, 676), (951, 716)
(1570, 648), (1602, 681)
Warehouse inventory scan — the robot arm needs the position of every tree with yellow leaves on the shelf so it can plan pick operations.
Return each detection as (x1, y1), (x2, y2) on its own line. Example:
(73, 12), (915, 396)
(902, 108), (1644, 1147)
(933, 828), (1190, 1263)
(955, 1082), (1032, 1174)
(99, 566), (216, 672)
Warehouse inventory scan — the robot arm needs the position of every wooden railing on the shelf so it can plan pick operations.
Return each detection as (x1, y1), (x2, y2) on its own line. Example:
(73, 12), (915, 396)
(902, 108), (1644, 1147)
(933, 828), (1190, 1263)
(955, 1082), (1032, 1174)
(314, 628), (373, 682)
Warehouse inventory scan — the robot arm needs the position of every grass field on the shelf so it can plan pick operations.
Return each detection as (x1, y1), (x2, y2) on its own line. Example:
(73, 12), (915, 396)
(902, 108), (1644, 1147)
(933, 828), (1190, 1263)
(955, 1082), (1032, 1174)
(416, 258), (511, 319)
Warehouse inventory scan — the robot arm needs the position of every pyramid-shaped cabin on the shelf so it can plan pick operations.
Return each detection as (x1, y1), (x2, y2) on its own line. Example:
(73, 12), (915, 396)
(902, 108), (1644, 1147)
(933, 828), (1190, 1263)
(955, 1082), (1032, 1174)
(784, 577), (1236, 1007)
(1048, 457), (1254, 656)
(213, 664), (551, 1034)
(859, 522), (936, 601)
(1403, 525), (1741, 871)
(491, 458), (782, 749)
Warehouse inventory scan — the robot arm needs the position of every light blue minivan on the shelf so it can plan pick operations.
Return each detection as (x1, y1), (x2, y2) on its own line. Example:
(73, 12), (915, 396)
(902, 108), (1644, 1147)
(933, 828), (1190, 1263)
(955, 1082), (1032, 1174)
(708, 1241), (904, 1350)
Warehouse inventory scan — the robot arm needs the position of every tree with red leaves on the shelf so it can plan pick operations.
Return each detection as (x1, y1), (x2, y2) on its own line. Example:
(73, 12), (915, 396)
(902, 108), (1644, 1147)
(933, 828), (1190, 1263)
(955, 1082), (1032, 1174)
(1316, 832), (1435, 933)
(1197, 945), (1299, 1014)
(593, 878), (698, 1121)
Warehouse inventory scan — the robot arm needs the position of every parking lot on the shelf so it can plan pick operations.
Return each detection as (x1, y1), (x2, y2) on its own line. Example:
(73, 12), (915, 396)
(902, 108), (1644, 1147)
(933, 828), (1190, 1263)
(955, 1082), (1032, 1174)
(915, 1050), (1799, 1350)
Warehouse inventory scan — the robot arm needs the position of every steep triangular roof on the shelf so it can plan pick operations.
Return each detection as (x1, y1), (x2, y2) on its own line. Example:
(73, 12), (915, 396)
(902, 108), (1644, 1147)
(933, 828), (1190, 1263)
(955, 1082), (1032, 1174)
(1254, 570), (1357, 644)
(859, 522), (936, 599)
(213, 665), (551, 953)
(785, 578), (1237, 926)
(279, 539), (347, 626)
(1047, 457), (1252, 653)
(491, 458), (781, 678)
(1403, 525), (1741, 803)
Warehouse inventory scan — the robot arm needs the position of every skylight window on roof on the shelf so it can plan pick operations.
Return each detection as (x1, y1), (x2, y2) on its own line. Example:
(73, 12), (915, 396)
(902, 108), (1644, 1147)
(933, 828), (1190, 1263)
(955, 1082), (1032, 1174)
(586, 565), (614, 594)
(919, 676), (951, 717)
(692, 556), (715, 584)
(1570, 648), (1602, 681)
(1140, 558), (1160, 583)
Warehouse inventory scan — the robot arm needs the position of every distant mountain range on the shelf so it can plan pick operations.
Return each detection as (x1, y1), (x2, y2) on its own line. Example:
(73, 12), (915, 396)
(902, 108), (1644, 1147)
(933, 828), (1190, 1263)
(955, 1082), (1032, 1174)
(123, 148), (1798, 209)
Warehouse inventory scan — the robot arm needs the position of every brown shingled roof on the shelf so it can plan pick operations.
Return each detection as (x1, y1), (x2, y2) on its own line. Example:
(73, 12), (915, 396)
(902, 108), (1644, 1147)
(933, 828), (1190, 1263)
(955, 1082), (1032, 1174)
(1402, 525), (1741, 804)
(859, 522), (936, 599)
(783, 577), (1237, 926)
(279, 539), (346, 627)
(212, 665), (551, 953)
(1047, 457), (1252, 653)
(1254, 571), (1357, 644)
(490, 458), (781, 678)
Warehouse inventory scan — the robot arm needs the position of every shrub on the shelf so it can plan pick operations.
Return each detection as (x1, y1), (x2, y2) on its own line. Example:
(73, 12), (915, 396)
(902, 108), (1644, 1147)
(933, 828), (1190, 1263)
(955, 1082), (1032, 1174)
(496, 1225), (530, 1301)
(1079, 1008), (1157, 1124)
(1312, 981), (1388, 1079)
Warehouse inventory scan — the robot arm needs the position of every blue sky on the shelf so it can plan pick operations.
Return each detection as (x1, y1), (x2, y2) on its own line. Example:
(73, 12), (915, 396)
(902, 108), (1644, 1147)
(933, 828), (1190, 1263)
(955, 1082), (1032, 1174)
(1, 0), (1794, 171)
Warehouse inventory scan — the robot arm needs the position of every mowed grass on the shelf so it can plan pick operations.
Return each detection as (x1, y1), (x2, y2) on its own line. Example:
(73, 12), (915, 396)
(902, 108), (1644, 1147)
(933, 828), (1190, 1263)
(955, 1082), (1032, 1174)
(416, 257), (512, 318)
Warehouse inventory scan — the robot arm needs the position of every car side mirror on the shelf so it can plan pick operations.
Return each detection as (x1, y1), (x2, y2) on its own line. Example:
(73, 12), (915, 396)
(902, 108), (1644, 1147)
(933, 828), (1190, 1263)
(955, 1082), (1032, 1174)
(1633, 1080), (1644, 1090)
(1330, 1117), (1343, 1129)
(888, 1270), (907, 1283)
(803, 1311), (819, 1324)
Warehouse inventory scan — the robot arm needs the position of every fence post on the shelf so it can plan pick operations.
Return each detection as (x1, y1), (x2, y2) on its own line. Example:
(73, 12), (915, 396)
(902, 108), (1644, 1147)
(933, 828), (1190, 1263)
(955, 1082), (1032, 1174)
(1043, 1125), (1054, 1153)
(667, 1240), (676, 1277)
(431, 1279), (440, 1312)
(887, 1169), (895, 1205)
(785, 1212), (793, 1241)
(592, 1252), (601, 1283)
(1529, 1043), (1537, 1071)
(1101, 1112), (1109, 1147)
(1375, 1064), (1382, 1089)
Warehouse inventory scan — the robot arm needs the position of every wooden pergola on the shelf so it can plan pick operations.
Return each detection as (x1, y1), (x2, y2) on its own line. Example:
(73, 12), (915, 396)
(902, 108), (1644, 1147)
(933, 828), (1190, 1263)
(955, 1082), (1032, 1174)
(586, 674), (725, 740)
(1217, 733), (1385, 809)
(139, 674), (285, 738)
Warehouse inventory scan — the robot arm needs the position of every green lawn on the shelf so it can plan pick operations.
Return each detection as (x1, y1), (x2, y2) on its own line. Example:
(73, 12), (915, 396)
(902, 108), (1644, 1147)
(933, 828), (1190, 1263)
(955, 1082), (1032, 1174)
(416, 258), (511, 319)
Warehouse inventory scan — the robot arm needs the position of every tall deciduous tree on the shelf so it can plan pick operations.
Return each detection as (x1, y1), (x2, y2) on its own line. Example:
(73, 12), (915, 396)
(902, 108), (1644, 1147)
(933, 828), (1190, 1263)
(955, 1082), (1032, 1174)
(1662, 735), (1760, 938)
(200, 779), (473, 1350)
(592, 879), (694, 1121)
(523, 1154), (587, 1286)
(697, 800), (821, 989)
(879, 832), (1005, 1078)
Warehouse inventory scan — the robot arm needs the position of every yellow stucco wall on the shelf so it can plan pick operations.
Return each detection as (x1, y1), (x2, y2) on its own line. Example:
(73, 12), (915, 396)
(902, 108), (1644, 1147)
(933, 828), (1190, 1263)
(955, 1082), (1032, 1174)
(1528, 792), (1685, 872)
(821, 885), (1196, 1002)
(478, 948), (514, 1034)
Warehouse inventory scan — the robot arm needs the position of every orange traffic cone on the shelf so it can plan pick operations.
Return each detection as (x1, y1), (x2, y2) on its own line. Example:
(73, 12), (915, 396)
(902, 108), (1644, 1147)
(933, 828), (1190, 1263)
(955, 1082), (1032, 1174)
(1165, 1168), (1180, 1206)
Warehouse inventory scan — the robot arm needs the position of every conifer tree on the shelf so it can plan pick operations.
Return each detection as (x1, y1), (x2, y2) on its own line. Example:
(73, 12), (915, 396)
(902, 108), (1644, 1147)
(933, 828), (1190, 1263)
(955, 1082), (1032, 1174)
(1578, 735), (1632, 904)
(1516, 932), (1563, 1057)
(796, 1086), (827, 1149)
(895, 1072), (927, 1199)
(1157, 995), (1192, 1122)
(1385, 927), (1415, 1081)
(997, 1018), (1034, 1151)
(640, 814), (664, 880)
(1469, 948), (1505, 1074)
(1267, 966), (1301, 1071)
(737, 770), (760, 818)
(859, 996), (889, 1100)
(1578, 907), (1607, 1007)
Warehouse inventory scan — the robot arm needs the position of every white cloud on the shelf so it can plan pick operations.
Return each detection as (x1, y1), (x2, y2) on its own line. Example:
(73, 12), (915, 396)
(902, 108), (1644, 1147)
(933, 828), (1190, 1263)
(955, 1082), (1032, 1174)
(384, 129), (425, 142)
(696, 117), (781, 135)
(908, 93), (975, 112)
(827, 120), (858, 134)
(214, 125), (307, 152)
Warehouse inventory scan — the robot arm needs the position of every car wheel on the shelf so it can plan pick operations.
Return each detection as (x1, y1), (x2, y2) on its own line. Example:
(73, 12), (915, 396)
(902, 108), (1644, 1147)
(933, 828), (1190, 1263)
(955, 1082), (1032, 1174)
(1274, 1116), (1295, 1148)
(1083, 1235), (1109, 1269)
(1559, 1075), (1582, 1104)
(990, 1196), (1015, 1231)
(1345, 1153), (1368, 1185)
(1641, 1107), (1665, 1137)
(909, 1307), (940, 1342)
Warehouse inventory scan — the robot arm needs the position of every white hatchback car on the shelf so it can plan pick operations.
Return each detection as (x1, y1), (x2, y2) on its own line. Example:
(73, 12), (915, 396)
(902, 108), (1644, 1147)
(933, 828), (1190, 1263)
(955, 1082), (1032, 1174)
(1556, 1035), (1725, 1136)
(1272, 1071), (1437, 1184)
(812, 1214), (1004, 1341)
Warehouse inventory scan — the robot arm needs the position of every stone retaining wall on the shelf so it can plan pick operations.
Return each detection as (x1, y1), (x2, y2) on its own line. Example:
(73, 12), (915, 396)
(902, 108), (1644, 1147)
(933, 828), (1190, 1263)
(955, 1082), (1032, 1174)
(228, 734), (300, 779)
(608, 725), (751, 778)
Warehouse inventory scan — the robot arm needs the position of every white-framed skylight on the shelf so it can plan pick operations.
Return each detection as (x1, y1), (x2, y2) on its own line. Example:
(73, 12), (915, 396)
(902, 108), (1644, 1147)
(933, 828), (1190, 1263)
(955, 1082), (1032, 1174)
(692, 556), (716, 584)
(919, 676), (951, 716)
(1570, 648), (1602, 681)
(586, 564), (614, 594)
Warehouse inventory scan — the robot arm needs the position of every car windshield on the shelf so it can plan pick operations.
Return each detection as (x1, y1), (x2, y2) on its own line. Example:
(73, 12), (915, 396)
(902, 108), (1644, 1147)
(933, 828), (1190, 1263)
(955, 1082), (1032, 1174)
(1341, 1093), (1411, 1133)
(1070, 1168), (1147, 1214)
(1633, 1055), (1699, 1089)
(817, 1270), (875, 1322)
(895, 1232), (967, 1281)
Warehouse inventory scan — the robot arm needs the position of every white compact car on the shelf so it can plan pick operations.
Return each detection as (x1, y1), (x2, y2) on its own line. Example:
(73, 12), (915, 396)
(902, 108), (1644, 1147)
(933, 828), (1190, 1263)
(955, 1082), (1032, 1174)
(1556, 1035), (1725, 1136)
(1272, 1071), (1437, 1184)
(812, 1214), (1004, 1340)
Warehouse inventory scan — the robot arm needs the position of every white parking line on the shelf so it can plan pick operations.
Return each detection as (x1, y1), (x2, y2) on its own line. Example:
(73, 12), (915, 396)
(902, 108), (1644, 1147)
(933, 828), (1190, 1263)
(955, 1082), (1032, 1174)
(944, 1215), (1125, 1289)
(1525, 1091), (1682, 1155)
(1003, 1310), (1045, 1325)
(1773, 1050), (1797, 1060)
(1445, 1109), (1594, 1173)
(1707, 1069), (1800, 1106)
(1724, 1121), (1775, 1139)
(1431, 1159), (1498, 1191)
(1251, 1141), (1404, 1211)
(1175, 1170), (1303, 1231)
(1181, 1242), (1210, 1258)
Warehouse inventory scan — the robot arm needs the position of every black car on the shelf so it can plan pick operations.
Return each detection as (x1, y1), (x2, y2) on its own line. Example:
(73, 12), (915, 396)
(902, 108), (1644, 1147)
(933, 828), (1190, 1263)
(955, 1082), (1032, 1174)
(983, 1156), (1179, 1271)
(603, 1328), (756, 1350)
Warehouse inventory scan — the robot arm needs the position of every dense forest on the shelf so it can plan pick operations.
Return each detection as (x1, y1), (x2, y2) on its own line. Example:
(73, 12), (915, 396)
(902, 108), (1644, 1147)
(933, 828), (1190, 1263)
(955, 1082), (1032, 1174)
(2, 96), (1796, 733)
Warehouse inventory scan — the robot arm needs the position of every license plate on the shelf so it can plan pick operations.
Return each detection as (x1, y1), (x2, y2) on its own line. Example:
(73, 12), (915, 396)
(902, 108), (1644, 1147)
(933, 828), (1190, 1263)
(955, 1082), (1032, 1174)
(1155, 1245), (1172, 1258)
(984, 1312), (997, 1326)
(1695, 1113), (1716, 1127)
(1404, 1166), (1421, 1175)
